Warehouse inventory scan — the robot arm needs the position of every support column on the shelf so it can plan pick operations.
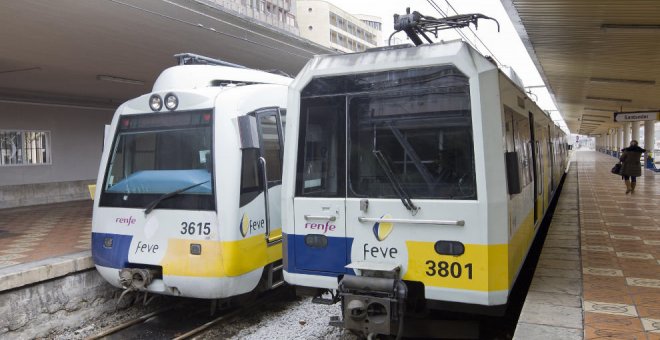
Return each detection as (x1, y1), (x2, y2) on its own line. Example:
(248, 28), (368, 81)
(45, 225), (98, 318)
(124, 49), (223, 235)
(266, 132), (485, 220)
(644, 120), (656, 169)
(604, 134), (609, 154)
(623, 122), (631, 147)
(614, 128), (623, 157)
(632, 121), (640, 142)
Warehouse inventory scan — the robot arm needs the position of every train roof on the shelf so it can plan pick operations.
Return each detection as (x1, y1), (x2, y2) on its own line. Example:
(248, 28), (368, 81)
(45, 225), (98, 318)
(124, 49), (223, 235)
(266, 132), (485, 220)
(291, 40), (496, 91)
(153, 65), (292, 92)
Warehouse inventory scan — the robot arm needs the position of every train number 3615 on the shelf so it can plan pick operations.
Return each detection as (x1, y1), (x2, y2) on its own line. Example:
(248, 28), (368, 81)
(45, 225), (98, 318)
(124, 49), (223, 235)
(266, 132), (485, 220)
(180, 222), (211, 235)
(425, 260), (473, 279)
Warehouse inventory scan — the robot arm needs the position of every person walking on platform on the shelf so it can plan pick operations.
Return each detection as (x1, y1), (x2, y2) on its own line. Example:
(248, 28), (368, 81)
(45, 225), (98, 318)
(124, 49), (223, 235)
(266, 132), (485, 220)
(620, 140), (646, 194)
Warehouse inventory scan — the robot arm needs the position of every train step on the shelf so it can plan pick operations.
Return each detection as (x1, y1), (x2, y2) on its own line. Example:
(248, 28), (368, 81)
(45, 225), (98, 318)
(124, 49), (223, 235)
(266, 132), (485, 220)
(267, 260), (284, 290)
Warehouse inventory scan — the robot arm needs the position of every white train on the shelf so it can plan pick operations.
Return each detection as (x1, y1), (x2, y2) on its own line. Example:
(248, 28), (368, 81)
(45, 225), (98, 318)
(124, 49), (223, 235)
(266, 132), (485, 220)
(281, 40), (568, 337)
(92, 54), (290, 299)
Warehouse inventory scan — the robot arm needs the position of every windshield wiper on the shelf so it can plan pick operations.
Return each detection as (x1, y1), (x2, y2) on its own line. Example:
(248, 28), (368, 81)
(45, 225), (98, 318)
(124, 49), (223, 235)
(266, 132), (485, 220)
(372, 150), (420, 215)
(143, 180), (210, 215)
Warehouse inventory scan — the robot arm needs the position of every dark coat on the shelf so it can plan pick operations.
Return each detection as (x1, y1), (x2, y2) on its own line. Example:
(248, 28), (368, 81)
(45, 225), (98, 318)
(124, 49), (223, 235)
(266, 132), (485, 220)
(620, 146), (646, 177)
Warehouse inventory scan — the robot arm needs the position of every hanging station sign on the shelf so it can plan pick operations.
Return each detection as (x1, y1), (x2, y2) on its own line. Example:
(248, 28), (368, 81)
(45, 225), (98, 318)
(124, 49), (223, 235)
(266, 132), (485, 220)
(613, 111), (660, 122)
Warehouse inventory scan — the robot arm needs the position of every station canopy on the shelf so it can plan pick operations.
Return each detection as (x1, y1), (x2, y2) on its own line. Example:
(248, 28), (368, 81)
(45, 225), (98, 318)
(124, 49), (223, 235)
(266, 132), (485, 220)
(502, 0), (660, 135)
(0, 0), (330, 111)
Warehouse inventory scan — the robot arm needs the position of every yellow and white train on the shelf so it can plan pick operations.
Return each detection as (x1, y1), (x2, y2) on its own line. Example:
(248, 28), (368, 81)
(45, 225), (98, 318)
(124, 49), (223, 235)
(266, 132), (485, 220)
(92, 54), (289, 299)
(281, 40), (568, 337)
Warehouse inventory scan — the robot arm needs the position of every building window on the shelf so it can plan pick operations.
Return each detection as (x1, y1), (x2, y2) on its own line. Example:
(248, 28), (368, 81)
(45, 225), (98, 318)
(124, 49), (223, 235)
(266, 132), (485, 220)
(330, 31), (338, 43)
(0, 130), (51, 166)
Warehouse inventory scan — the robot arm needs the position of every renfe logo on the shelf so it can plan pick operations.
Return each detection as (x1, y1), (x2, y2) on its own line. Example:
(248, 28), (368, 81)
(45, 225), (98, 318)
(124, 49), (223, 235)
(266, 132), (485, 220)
(239, 213), (265, 238)
(304, 221), (336, 234)
(115, 216), (136, 226)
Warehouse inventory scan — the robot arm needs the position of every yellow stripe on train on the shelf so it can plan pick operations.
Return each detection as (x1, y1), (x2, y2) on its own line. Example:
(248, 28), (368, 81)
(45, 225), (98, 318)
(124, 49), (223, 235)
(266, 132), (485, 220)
(404, 241), (508, 291)
(161, 228), (282, 277)
(405, 209), (536, 292)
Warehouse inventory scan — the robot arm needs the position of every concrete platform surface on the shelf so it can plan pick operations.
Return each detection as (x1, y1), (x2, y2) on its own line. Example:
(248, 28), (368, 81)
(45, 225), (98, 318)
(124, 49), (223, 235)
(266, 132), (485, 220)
(0, 200), (94, 291)
(515, 150), (660, 339)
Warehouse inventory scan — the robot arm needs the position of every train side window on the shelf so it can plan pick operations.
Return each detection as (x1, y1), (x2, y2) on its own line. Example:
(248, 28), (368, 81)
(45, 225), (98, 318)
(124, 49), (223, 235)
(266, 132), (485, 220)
(295, 96), (346, 197)
(503, 107), (521, 194)
(240, 148), (262, 206)
(257, 111), (283, 183)
(515, 114), (533, 186)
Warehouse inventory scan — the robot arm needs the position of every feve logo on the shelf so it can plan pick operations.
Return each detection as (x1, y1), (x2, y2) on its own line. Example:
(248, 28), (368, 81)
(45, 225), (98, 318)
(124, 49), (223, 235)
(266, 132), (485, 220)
(239, 213), (265, 238)
(372, 214), (393, 241)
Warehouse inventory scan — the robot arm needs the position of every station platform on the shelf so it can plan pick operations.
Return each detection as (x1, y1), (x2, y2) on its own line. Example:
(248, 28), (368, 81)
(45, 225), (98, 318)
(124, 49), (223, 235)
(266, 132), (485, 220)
(515, 150), (660, 339)
(1, 151), (659, 338)
(0, 200), (93, 291)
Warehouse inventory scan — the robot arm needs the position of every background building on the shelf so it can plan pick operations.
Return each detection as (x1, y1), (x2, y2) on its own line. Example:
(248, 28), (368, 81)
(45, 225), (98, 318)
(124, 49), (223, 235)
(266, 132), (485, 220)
(202, 0), (299, 34)
(296, 0), (382, 53)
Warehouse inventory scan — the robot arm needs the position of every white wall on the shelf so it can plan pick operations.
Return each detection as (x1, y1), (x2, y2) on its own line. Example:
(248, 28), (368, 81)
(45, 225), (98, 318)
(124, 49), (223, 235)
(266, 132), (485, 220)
(0, 102), (113, 186)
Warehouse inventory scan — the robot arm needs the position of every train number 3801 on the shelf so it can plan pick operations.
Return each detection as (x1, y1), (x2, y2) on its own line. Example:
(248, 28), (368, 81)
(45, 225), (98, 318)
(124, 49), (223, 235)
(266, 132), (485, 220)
(425, 260), (473, 279)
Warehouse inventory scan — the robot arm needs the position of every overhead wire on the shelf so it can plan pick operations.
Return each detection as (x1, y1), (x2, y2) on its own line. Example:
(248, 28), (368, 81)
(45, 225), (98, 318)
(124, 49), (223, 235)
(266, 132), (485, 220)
(427, 0), (567, 133)
(425, 0), (503, 66)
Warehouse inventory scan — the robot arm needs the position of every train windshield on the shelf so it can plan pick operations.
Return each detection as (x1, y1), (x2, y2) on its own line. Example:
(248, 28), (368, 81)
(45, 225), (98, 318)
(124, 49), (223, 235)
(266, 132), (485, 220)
(100, 111), (215, 211)
(297, 65), (476, 200)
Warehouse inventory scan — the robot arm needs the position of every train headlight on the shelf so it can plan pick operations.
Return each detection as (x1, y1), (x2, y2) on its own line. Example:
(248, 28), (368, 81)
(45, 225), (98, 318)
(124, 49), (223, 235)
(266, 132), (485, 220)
(149, 94), (162, 111)
(164, 93), (178, 110)
(190, 243), (202, 255)
(103, 237), (113, 249)
(434, 241), (465, 256)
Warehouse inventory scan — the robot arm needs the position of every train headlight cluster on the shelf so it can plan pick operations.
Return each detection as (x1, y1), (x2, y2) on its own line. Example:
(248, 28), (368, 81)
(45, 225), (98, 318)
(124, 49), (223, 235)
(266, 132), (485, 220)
(164, 93), (178, 110)
(149, 94), (162, 111)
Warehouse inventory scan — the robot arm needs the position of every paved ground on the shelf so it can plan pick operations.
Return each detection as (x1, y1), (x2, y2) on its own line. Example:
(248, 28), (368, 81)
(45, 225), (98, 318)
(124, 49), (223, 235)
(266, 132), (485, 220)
(0, 200), (92, 269)
(578, 151), (660, 339)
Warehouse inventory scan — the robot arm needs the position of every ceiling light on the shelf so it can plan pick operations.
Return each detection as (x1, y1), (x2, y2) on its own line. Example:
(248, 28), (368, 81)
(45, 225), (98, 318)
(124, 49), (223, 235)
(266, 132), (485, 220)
(586, 96), (632, 103)
(97, 75), (145, 86)
(582, 114), (610, 119)
(0, 66), (41, 74)
(584, 107), (614, 112)
(602, 24), (660, 30)
(590, 77), (655, 86)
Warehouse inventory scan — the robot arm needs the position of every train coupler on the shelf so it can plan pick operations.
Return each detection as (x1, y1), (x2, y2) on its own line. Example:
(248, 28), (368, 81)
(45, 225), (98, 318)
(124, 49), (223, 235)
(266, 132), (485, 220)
(336, 273), (408, 338)
(119, 267), (159, 290)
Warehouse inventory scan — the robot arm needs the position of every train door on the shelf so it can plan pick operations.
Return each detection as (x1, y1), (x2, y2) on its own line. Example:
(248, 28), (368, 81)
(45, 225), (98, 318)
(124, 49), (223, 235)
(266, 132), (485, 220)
(255, 108), (285, 244)
(548, 126), (554, 192)
(535, 122), (546, 215)
(292, 97), (349, 273)
(528, 112), (539, 225)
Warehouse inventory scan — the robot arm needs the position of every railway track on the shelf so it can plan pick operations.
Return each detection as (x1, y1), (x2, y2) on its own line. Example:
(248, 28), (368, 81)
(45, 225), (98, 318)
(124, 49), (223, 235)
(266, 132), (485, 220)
(86, 287), (291, 340)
